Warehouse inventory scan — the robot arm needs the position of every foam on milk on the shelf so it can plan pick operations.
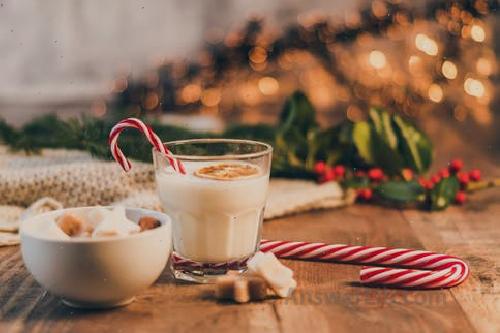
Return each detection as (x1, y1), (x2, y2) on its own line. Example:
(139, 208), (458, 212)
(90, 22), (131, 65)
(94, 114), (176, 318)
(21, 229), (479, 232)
(156, 162), (269, 263)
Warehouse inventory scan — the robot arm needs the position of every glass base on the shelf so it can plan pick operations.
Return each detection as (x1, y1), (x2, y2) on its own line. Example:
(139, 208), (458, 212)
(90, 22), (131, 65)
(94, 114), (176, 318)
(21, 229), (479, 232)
(170, 253), (250, 283)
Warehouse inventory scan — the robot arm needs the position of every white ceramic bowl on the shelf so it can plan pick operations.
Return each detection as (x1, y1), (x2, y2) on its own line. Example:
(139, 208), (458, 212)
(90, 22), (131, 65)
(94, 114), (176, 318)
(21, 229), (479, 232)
(20, 207), (172, 309)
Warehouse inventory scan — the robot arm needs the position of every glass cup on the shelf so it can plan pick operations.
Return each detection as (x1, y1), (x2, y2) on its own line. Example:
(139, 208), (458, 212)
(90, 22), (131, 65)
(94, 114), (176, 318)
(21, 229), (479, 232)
(153, 139), (272, 283)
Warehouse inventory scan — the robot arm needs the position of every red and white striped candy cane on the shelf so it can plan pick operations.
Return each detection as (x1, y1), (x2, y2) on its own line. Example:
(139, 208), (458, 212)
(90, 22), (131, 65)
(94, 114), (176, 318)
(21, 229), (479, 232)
(259, 240), (469, 289)
(109, 118), (186, 173)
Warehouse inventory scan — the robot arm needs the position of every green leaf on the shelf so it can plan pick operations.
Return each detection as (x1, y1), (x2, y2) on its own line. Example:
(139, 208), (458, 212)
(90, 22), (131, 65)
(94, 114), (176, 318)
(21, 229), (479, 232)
(275, 91), (318, 170)
(392, 115), (433, 173)
(352, 121), (374, 164)
(369, 107), (398, 150)
(279, 90), (317, 135)
(375, 180), (425, 206)
(368, 108), (404, 175)
(430, 176), (459, 210)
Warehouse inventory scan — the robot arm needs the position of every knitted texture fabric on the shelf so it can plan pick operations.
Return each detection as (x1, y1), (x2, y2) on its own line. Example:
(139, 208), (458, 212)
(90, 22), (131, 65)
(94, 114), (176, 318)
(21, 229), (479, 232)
(0, 147), (351, 245)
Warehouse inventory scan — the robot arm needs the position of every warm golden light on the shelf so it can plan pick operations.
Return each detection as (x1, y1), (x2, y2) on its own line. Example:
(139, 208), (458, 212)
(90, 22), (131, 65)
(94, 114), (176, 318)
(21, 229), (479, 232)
(369, 50), (386, 69)
(143, 92), (159, 110)
(91, 100), (107, 117)
(476, 58), (493, 76)
(201, 88), (221, 107)
(239, 83), (261, 106)
(428, 84), (443, 103)
(371, 0), (387, 18)
(249, 46), (267, 64)
(258, 77), (279, 95)
(441, 60), (457, 79)
(464, 78), (485, 97)
(470, 24), (485, 42)
(408, 55), (422, 75)
(181, 84), (202, 103)
(415, 33), (438, 56)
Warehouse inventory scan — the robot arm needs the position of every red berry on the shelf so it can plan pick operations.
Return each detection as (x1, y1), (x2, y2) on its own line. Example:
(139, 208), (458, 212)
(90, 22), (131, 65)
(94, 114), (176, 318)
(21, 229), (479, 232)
(430, 174), (441, 184)
(314, 161), (327, 174)
(368, 168), (384, 181)
(419, 177), (433, 190)
(469, 169), (481, 182)
(457, 172), (469, 187)
(448, 159), (464, 173)
(401, 168), (414, 181)
(319, 167), (336, 183)
(439, 168), (450, 178)
(334, 165), (346, 178)
(455, 191), (467, 205)
(357, 188), (373, 201)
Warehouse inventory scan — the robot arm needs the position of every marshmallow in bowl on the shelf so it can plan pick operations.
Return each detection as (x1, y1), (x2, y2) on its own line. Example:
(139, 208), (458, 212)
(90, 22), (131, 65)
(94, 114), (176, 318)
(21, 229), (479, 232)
(92, 206), (140, 237)
(52, 206), (153, 239)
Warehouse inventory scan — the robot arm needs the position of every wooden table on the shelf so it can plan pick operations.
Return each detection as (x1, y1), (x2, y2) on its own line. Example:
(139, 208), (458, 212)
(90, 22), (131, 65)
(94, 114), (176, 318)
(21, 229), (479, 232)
(1, 122), (499, 332)
(1, 193), (499, 333)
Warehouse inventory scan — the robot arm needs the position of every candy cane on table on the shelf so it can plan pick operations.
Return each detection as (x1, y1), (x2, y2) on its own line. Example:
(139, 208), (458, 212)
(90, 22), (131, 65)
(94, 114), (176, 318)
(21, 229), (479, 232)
(172, 240), (469, 289)
(259, 240), (469, 289)
(109, 117), (186, 173)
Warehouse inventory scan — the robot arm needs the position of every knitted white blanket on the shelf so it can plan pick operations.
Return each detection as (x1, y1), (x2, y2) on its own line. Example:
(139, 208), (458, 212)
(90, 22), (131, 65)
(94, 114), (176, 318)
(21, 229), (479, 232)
(0, 147), (352, 245)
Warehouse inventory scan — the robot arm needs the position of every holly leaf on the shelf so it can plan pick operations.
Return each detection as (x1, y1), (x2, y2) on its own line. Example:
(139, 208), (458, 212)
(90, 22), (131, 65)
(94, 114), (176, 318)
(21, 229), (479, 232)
(375, 180), (425, 206)
(392, 115), (432, 174)
(279, 90), (317, 136)
(369, 107), (398, 150)
(275, 91), (318, 170)
(352, 121), (374, 164)
(368, 108), (404, 175)
(430, 176), (459, 210)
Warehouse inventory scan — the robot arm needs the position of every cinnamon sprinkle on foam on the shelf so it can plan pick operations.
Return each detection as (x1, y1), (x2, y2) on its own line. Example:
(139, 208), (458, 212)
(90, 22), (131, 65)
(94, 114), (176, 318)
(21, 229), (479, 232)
(194, 163), (260, 180)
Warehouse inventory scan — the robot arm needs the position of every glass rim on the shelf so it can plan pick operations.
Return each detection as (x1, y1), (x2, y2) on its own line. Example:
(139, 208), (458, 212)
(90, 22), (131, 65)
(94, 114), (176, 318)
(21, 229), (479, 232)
(154, 138), (273, 161)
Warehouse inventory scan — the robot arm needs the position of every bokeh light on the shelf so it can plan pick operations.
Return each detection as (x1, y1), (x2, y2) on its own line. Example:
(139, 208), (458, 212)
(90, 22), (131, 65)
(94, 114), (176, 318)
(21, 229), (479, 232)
(441, 60), (458, 79)
(464, 78), (485, 97)
(415, 33), (438, 56)
(258, 77), (279, 95)
(428, 84), (443, 103)
(470, 24), (485, 42)
(369, 50), (386, 69)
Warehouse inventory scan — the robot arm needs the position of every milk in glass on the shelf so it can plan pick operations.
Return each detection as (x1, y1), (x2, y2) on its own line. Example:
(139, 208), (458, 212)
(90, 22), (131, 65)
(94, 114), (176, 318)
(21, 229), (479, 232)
(156, 162), (268, 263)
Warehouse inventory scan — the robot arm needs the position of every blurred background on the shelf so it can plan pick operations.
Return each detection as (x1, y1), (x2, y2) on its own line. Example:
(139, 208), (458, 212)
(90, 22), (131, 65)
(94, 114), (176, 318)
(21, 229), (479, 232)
(0, 0), (498, 160)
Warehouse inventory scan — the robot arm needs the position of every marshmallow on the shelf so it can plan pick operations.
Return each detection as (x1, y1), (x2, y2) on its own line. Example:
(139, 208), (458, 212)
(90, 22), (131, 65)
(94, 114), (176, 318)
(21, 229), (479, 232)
(247, 251), (296, 298)
(92, 206), (140, 237)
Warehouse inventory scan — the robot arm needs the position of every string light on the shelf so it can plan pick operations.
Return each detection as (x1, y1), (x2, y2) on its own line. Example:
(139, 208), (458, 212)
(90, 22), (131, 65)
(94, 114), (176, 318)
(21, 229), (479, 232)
(369, 50), (386, 69)
(408, 55), (422, 75)
(258, 77), (279, 95)
(476, 58), (493, 76)
(464, 78), (485, 97)
(441, 60), (458, 79)
(249, 47), (267, 64)
(428, 84), (443, 103)
(415, 33), (438, 56)
(143, 92), (159, 110)
(181, 84), (202, 103)
(201, 88), (221, 107)
(470, 24), (485, 42)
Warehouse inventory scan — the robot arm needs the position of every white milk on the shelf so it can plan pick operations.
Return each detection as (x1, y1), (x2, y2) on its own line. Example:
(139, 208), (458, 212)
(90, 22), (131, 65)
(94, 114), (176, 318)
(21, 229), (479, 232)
(156, 163), (269, 263)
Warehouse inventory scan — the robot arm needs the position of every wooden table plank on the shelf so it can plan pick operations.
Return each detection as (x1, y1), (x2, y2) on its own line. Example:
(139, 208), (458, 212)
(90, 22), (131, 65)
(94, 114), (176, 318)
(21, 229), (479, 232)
(265, 206), (476, 333)
(402, 188), (500, 333)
